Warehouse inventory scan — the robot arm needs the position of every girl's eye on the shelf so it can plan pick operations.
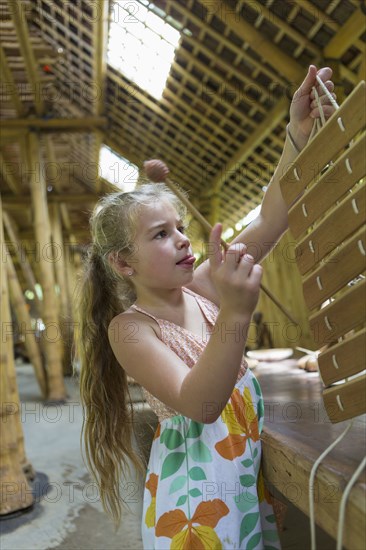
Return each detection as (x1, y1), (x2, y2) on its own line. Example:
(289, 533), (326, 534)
(155, 230), (167, 238)
(154, 226), (187, 239)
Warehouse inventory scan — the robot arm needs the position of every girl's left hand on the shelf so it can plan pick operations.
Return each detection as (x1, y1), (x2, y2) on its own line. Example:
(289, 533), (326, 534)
(289, 65), (336, 148)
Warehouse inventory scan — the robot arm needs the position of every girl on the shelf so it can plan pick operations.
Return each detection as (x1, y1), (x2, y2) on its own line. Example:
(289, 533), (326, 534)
(75, 66), (335, 549)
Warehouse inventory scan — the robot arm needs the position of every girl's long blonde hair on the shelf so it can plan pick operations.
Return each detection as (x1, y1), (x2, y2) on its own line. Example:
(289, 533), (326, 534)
(73, 183), (187, 528)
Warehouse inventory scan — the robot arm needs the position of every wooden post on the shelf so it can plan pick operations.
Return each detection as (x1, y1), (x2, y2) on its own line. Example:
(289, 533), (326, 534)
(27, 131), (66, 401)
(3, 211), (42, 315)
(0, 197), (34, 515)
(6, 244), (47, 397)
(50, 203), (74, 375)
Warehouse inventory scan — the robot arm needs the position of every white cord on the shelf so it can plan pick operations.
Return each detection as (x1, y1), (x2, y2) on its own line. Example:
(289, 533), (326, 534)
(309, 421), (354, 550)
(337, 455), (366, 550)
(313, 85), (327, 126)
(316, 74), (340, 110)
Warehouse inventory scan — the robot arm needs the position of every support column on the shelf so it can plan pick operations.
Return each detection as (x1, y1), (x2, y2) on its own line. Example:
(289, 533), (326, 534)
(6, 245), (47, 397)
(3, 211), (42, 315)
(27, 131), (66, 400)
(0, 197), (34, 515)
(50, 203), (74, 375)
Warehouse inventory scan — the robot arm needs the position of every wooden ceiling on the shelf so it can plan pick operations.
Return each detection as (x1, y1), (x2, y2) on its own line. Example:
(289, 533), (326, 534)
(1, 0), (365, 278)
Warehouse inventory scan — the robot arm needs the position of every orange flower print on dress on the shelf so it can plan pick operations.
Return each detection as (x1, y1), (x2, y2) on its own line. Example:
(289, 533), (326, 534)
(257, 468), (272, 505)
(156, 499), (229, 549)
(215, 387), (260, 460)
(154, 423), (161, 440)
(145, 473), (158, 528)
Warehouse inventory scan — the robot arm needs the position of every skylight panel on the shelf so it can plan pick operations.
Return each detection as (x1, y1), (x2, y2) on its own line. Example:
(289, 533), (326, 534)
(108, 0), (181, 100)
(99, 145), (138, 192)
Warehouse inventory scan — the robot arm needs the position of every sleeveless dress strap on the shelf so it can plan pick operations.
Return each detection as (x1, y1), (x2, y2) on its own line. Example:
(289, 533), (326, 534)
(130, 303), (163, 327)
(182, 286), (219, 326)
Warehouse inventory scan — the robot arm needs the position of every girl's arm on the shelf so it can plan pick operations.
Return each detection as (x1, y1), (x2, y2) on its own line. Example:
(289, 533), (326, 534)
(189, 65), (335, 305)
(228, 65), (335, 260)
(109, 227), (262, 423)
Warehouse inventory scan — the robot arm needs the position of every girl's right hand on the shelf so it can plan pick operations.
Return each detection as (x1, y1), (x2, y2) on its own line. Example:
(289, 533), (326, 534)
(208, 223), (263, 317)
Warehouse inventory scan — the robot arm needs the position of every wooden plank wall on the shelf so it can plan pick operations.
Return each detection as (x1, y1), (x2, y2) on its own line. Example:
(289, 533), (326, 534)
(248, 230), (315, 350)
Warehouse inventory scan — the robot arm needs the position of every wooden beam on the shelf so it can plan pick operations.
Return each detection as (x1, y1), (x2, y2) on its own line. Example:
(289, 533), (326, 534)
(44, 136), (62, 193)
(6, 245), (47, 397)
(93, 1), (109, 192)
(0, 195), (34, 515)
(16, 229), (92, 241)
(50, 203), (74, 375)
(8, 0), (45, 115)
(209, 97), (288, 221)
(324, 8), (366, 59)
(0, 153), (22, 195)
(0, 44), (25, 116)
(213, 0), (304, 83)
(27, 131), (66, 400)
(0, 128), (28, 143)
(168, 1), (288, 87)
(3, 211), (42, 315)
(94, 0), (109, 116)
(2, 193), (100, 206)
(59, 203), (72, 231)
(0, 117), (107, 130)
(358, 54), (366, 82)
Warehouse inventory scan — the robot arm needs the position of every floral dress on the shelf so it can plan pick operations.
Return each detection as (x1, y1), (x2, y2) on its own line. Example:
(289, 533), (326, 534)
(131, 287), (280, 550)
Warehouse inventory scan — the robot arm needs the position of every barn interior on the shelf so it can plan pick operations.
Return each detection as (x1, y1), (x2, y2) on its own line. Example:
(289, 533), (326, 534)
(1, 1), (365, 549)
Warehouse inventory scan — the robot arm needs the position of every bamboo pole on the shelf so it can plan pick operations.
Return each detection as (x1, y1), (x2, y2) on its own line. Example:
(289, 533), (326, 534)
(3, 210), (42, 315)
(50, 203), (74, 376)
(6, 244), (47, 397)
(0, 197), (34, 515)
(27, 131), (66, 401)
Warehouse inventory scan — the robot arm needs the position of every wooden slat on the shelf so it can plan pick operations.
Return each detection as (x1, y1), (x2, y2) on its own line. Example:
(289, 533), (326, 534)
(280, 81), (366, 207)
(8, 0), (45, 116)
(296, 182), (366, 275)
(323, 374), (366, 423)
(0, 117), (107, 130)
(303, 226), (366, 310)
(319, 328), (366, 386)
(216, 0), (304, 83)
(324, 8), (366, 58)
(210, 97), (288, 215)
(309, 279), (366, 347)
(288, 133), (366, 239)
(0, 152), (21, 195)
(2, 194), (100, 205)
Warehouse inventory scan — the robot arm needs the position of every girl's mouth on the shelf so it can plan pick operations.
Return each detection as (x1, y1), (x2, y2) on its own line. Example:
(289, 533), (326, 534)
(176, 255), (196, 266)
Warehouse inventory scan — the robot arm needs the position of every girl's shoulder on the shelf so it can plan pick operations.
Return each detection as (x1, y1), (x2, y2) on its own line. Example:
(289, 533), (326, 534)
(108, 307), (162, 341)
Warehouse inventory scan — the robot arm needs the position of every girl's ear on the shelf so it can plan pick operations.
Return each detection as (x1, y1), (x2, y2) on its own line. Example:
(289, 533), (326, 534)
(108, 252), (134, 276)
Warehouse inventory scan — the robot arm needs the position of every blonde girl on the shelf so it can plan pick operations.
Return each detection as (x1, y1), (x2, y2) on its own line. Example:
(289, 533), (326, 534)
(75, 66), (335, 549)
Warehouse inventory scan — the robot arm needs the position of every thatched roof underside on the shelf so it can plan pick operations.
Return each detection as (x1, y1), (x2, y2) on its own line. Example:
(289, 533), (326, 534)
(1, 0), (365, 284)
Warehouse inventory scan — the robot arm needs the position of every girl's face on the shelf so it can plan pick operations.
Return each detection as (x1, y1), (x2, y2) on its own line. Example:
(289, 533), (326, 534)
(127, 199), (195, 290)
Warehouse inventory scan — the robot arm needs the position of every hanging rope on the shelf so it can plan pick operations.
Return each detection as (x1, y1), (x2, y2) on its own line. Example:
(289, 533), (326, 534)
(308, 421), (354, 550)
(337, 455), (366, 550)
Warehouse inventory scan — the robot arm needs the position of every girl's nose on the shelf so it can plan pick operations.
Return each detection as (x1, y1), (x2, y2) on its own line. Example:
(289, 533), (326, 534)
(177, 231), (190, 248)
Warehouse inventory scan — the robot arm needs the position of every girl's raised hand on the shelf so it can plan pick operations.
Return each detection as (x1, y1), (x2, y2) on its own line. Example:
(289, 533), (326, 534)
(289, 65), (336, 148)
(208, 223), (263, 317)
